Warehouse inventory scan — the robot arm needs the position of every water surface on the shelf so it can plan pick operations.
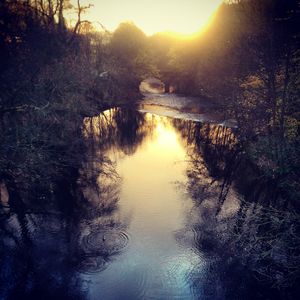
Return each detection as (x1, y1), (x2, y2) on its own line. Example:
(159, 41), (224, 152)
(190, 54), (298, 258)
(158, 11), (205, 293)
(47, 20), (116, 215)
(81, 109), (241, 299)
(0, 107), (266, 300)
(89, 112), (200, 299)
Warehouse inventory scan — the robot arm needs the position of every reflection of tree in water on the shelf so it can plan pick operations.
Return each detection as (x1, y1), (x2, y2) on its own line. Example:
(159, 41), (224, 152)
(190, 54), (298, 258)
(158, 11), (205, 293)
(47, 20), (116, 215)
(0, 107), (155, 299)
(186, 201), (300, 299)
(0, 111), (132, 299)
(172, 119), (300, 299)
(0, 171), (128, 299)
(84, 108), (153, 156)
(173, 119), (240, 213)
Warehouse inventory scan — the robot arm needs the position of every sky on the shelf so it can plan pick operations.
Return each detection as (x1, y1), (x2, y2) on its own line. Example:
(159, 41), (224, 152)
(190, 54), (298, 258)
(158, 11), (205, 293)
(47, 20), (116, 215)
(71, 0), (223, 36)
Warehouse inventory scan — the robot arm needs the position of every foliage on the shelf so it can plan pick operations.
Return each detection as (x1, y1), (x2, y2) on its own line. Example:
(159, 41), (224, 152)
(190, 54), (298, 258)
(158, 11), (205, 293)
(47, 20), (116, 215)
(233, 199), (300, 290)
(150, 0), (300, 208)
(0, 0), (117, 204)
(108, 22), (157, 100)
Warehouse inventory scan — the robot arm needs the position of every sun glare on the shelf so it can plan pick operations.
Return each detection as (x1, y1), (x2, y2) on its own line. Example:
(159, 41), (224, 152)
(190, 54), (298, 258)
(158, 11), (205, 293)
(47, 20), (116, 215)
(74, 0), (223, 36)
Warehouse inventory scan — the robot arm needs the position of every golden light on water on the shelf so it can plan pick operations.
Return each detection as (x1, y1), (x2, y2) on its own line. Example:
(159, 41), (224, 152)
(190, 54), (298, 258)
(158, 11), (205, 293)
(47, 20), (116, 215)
(155, 122), (179, 149)
(73, 0), (223, 35)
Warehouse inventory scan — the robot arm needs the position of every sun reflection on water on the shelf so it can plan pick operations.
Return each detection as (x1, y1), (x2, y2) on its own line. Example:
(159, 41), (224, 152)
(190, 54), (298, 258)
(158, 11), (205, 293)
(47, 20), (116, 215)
(155, 120), (179, 149)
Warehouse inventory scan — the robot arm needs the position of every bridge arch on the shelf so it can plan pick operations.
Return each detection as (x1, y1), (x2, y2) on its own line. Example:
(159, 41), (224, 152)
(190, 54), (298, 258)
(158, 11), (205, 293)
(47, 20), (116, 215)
(139, 77), (176, 94)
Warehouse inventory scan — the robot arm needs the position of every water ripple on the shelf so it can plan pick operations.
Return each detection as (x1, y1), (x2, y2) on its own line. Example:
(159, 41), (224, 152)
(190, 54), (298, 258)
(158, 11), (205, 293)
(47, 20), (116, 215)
(81, 229), (130, 256)
(147, 253), (201, 299)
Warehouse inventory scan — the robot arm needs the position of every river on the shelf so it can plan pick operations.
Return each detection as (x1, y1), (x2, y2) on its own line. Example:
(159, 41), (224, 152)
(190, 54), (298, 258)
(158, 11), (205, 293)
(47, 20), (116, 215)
(0, 93), (285, 299)
(78, 101), (249, 299)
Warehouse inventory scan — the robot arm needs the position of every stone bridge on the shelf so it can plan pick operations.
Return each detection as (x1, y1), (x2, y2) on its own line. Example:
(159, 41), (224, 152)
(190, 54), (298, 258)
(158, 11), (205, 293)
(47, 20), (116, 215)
(139, 77), (175, 94)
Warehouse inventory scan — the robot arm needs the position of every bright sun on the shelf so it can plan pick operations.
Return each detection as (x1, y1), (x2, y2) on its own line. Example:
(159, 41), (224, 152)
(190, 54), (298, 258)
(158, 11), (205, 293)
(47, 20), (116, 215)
(75, 0), (223, 36)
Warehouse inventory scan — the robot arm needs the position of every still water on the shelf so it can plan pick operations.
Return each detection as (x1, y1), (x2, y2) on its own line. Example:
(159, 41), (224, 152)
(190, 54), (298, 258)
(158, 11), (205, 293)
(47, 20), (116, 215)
(0, 107), (263, 300)
(88, 112), (201, 299)
(81, 108), (241, 299)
